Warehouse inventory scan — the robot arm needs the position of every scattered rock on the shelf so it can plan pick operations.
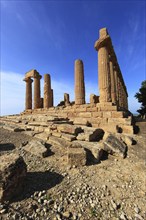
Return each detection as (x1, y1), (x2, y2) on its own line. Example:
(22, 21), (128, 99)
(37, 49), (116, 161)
(103, 132), (127, 158)
(0, 153), (27, 202)
(67, 145), (86, 167)
(24, 140), (49, 157)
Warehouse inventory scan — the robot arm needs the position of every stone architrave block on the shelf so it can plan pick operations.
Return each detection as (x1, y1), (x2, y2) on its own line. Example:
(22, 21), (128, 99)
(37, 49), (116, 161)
(0, 153), (27, 202)
(103, 133), (127, 158)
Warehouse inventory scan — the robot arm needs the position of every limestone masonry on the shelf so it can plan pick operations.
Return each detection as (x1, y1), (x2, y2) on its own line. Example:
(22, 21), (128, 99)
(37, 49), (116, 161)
(22, 27), (134, 134)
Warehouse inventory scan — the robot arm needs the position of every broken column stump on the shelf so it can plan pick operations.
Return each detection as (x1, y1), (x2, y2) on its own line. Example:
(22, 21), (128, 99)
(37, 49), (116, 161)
(0, 153), (27, 202)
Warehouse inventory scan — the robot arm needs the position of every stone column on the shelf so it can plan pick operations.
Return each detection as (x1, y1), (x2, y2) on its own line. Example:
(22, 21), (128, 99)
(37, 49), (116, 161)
(74, 59), (85, 105)
(44, 74), (52, 108)
(34, 75), (42, 109)
(51, 89), (54, 107)
(109, 55), (116, 104)
(124, 86), (128, 109)
(118, 78), (122, 107)
(94, 28), (112, 103)
(113, 65), (119, 106)
(64, 93), (70, 106)
(23, 77), (33, 110)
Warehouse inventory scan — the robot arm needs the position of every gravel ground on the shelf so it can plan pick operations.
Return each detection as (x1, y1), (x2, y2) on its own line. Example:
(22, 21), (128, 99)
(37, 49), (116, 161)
(0, 126), (145, 220)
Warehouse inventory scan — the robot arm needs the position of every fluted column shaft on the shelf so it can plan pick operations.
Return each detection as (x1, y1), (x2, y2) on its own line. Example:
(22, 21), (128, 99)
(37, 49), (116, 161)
(44, 74), (52, 108)
(94, 28), (112, 103)
(51, 89), (54, 107)
(24, 77), (33, 110)
(113, 66), (119, 106)
(34, 75), (42, 109)
(109, 59), (116, 104)
(98, 47), (111, 102)
(75, 59), (85, 105)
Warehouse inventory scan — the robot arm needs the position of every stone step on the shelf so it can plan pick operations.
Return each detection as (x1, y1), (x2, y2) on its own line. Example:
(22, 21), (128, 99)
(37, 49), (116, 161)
(48, 135), (71, 148)
(57, 124), (83, 135)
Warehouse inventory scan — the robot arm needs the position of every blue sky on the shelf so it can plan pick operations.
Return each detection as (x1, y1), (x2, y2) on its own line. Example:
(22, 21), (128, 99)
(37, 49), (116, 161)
(0, 0), (146, 115)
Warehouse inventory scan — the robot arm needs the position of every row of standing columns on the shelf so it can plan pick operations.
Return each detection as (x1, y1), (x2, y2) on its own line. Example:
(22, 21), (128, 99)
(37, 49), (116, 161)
(94, 28), (128, 109)
(24, 71), (53, 110)
(24, 28), (128, 110)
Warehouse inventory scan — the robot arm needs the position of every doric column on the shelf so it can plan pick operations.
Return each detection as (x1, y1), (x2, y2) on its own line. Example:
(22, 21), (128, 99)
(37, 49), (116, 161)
(44, 74), (52, 108)
(123, 86), (128, 109)
(64, 93), (70, 106)
(34, 75), (42, 109)
(74, 59), (85, 105)
(51, 89), (54, 107)
(118, 78), (122, 107)
(109, 55), (116, 104)
(94, 28), (112, 103)
(113, 65), (119, 106)
(23, 77), (33, 110)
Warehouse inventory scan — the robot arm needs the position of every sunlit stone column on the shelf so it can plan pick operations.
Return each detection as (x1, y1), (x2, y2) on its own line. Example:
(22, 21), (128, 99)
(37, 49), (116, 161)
(44, 74), (52, 108)
(94, 28), (111, 103)
(64, 93), (70, 106)
(109, 55), (116, 104)
(34, 75), (42, 109)
(74, 59), (85, 105)
(23, 77), (33, 110)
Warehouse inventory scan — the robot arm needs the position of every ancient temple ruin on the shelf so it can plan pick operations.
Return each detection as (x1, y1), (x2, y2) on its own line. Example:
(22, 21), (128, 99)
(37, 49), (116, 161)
(23, 27), (134, 134)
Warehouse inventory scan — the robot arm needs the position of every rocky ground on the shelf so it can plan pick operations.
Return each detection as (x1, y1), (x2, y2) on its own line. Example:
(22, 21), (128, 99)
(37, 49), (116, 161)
(0, 120), (145, 220)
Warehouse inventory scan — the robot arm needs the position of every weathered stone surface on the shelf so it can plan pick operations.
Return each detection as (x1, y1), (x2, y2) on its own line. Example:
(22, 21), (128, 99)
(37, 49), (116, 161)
(44, 74), (52, 108)
(34, 132), (50, 141)
(57, 124), (82, 135)
(48, 136), (71, 148)
(103, 132), (127, 158)
(73, 118), (90, 126)
(0, 153), (27, 202)
(74, 141), (103, 162)
(24, 140), (49, 157)
(118, 125), (134, 134)
(77, 127), (104, 142)
(74, 59), (85, 105)
(64, 93), (70, 106)
(61, 133), (76, 142)
(67, 146), (86, 167)
(121, 135), (134, 146)
(90, 94), (99, 104)
(23, 77), (33, 110)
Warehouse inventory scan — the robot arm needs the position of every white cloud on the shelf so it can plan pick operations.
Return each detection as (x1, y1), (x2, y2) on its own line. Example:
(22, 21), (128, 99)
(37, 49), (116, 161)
(0, 71), (25, 116)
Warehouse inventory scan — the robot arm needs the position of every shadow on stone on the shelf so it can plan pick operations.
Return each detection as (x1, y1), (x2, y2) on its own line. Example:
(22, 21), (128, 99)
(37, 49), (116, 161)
(12, 171), (64, 202)
(45, 143), (55, 156)
(0, 143), (15, 152)
(100, 150), (109, 161)
(85, 148), (101, 166)
(134, 125), (140, 134)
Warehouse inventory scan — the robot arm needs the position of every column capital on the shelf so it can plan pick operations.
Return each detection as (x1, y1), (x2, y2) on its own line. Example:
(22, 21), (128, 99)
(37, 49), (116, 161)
(23, 77), (33, 83)
(34, 74), (42, 79)
(94, 35), (111, 51)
